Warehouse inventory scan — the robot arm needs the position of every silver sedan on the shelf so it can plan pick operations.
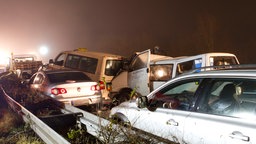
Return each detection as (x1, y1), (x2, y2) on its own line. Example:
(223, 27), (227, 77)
(28, 70), (102, 106)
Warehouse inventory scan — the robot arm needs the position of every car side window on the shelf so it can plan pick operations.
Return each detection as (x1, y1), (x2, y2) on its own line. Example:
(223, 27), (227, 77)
(197, 79), (256, 119)
(176, 60), (194, 75)
(79, 56), (98, 74)
(148, 79), (202, 111)
(65, 55), (80, 69)
(54, 53), (66, 66)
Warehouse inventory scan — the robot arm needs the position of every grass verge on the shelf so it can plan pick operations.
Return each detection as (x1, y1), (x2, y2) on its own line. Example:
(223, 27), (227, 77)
(0, 108), (44, 144)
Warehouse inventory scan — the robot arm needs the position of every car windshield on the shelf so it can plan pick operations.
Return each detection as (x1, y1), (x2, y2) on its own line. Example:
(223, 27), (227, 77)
(47, 72), (91, 83)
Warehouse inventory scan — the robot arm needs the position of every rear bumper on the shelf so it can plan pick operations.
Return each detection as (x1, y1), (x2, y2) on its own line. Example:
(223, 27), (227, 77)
(57, 95), (102, 106)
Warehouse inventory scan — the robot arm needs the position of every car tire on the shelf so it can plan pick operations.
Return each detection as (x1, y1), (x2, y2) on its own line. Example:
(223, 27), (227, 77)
(110, 114), (130, 127)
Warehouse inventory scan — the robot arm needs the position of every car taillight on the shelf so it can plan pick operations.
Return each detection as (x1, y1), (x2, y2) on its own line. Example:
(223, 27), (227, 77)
(91, 85), (101, 91)
(98, 81), (105, 89)
(51, 88), (67, 95)
(91, 81), (106, 91)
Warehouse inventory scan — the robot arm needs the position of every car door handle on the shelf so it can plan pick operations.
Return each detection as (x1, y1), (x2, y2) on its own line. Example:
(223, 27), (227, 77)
(166, 119), (178, 126)
(229, 131), (249, 142)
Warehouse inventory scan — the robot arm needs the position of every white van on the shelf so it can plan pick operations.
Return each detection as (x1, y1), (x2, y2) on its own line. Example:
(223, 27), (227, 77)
(149, 52), (240, 92)
(110, 49), (240, 104)
(47, 48), (124, 102)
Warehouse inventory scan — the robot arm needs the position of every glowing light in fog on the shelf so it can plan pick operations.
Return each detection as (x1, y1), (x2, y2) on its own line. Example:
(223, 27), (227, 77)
(39, 46), (48, 55)
(0, 52), (10, 65)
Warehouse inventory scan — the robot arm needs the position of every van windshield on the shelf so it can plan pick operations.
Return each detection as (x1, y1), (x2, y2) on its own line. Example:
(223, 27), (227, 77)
(105, 60), (123, 76)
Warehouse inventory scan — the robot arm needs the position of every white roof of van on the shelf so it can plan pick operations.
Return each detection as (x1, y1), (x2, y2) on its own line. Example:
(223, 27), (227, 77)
(150, 52), (238, 65)
(150, 54), (173, 61)
(66, 49), (124, 58)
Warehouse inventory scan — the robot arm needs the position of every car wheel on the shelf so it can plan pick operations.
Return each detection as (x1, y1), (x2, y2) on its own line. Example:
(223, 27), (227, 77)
(110, 114), (130, 127)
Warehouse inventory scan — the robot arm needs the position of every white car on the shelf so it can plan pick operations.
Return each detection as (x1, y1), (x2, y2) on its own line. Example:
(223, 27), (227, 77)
(110, 66), (256, 144)
(28, 70), (102, 106)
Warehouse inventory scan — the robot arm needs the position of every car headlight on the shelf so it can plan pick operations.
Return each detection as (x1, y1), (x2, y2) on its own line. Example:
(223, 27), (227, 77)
(150, 65), (172, 81)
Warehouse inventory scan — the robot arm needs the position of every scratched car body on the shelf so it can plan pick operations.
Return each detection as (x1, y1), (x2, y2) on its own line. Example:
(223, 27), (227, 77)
(28, 70), (102, 106)
(110, 67), (256, 144)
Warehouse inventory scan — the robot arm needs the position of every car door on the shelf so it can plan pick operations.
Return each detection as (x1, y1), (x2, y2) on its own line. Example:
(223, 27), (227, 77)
(129, 78), (203, 143)
(183, 78), (256, 144)
(128, 49), (150, 96)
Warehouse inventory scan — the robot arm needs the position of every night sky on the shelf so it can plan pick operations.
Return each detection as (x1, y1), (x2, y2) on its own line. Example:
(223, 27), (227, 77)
(0, 0), (256, 63)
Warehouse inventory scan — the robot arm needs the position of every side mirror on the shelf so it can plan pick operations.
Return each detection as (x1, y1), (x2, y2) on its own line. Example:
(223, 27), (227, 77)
(49, 59), (54, 64)
(136, 96), (148, 108)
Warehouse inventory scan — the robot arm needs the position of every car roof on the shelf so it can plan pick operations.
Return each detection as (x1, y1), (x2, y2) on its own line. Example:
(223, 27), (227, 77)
(39, 69), (85, 74)
(64, 49), (124, 59)
(177, 65), (256, 79)
(151, 52), (238, 65)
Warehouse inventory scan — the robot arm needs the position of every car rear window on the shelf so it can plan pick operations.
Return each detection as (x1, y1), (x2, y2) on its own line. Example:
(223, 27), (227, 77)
(47, 72), (91, 83)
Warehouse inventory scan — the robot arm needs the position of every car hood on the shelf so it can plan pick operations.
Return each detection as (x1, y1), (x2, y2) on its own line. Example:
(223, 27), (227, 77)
(110, 99), (137, 116)
(118, 99), (137, 107)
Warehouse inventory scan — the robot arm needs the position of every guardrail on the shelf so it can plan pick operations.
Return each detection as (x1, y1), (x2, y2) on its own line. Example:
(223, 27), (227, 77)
(1, 86), (70, 144)
(1, 86), (170, 144)
(1, 85), (124, 143)
(63, 105), (110, 141)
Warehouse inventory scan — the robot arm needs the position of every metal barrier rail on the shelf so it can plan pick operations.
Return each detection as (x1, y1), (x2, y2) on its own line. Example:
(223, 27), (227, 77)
(63, 105), (110, 142)
(63, 105), (170, 143)
(1, 87), (70, 144)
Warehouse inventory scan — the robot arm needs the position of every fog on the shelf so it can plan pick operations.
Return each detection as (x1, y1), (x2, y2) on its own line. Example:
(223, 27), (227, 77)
(0, 0), (256, 63)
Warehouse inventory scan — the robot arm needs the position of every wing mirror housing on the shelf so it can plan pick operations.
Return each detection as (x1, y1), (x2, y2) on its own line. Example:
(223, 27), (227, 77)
(136, 96), (148, 108)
